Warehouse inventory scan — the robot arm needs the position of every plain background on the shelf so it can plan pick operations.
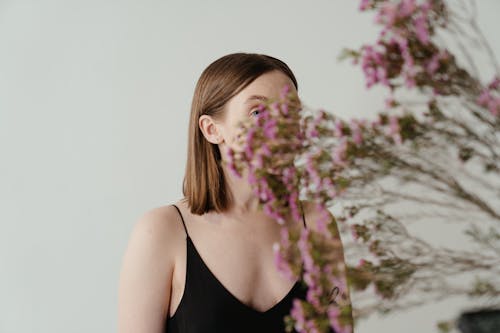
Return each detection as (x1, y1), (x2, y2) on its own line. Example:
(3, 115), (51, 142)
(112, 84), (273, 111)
(1, 1), (499, 332)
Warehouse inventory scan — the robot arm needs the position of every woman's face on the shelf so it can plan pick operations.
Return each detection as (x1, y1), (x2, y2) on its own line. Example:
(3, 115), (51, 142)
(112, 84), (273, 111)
(199, 70), (298, 161)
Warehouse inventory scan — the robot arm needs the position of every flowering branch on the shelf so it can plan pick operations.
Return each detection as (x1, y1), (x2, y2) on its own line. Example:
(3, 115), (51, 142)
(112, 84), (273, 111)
(224, 0), (499, 332)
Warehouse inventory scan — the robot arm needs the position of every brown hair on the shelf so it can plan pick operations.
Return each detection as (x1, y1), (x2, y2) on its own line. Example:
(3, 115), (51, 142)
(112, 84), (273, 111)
(181, 52), (298, 215)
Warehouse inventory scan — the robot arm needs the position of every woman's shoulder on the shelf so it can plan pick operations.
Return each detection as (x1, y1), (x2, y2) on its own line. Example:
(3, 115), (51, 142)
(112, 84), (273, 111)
(120, 200), (189, 279)
(130, 200), (188, 248)
(121, 201), (187, 274)
(117, 201), (186, 331)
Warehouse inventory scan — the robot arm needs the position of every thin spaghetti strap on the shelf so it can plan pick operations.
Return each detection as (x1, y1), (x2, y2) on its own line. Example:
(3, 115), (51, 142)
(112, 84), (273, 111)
(172, 204), (189, 238)
(299, 201), (307, 229)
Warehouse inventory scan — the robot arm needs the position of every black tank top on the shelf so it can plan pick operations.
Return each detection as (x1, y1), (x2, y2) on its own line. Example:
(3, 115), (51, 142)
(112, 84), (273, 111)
(165, 204), (313, 333)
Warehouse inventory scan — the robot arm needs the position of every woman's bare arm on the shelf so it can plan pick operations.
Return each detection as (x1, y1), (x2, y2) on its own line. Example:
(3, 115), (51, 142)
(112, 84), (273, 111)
(302, 201), (354, 327)
(117, 207), (179, 333)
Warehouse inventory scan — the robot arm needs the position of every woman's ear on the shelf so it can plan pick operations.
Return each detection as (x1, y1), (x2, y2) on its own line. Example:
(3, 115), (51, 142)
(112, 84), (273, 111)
(199, 115), (224, 144)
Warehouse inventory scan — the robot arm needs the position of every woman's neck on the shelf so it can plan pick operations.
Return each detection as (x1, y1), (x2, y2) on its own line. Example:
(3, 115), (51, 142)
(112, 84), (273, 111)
(222, 163), (261, 216)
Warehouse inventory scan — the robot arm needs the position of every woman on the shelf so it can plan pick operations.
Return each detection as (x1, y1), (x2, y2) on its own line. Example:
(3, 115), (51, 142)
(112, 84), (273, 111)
(117, 53), (349, 332)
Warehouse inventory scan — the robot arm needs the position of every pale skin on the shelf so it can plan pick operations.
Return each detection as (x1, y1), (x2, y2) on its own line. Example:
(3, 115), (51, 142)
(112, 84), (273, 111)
(117, 70), (352, 332)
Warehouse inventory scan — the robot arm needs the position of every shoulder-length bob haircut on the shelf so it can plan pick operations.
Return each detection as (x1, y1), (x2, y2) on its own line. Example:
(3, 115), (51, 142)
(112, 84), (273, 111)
(181, 52), (298, 215)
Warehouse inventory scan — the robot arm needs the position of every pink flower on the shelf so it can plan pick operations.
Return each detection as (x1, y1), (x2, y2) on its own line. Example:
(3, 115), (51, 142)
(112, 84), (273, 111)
(255, 154), (264, 169)
(359, 0), (371, 11)
(414, 13), (429, 44)
(488, 76), (500, 90)
(486, 96), (500, 117)
(298, 228), (315, 271)
(282, 166), (295, 183)
(350, 119), (364, 145)
(261, 143), (272, 157)
(247, 167), (257, 186)
(288, 192), (302, 223)
(404, 72), (416, 89)
(225, 148), (242, 177)
(377, 66), (389, 86)
(321, 177), (338, 199)
(280, 226), (290, 243)
(263, 118), (278, 139)
(389, 35), (418, 89)
(477, 90), (490, 105)
(314, 203), (330, 234)
(272, 242), (295, 281)
(270, 101), (280, 114)
(257, 178), (269, 199)
(426, 52), (441, 74)
(244, 127), (256, 159)
(305, 154), (322, 190)
(398, 0), (416, 17)
(263, 203), (285, 224)
(280, 84), (290, 100)
(361, 45), (387, 89)
(334, 119), (345, 138)
(291, 299), (306, 332)
(375, 2), (399, 26)
(477, 90), (500, 116)
(327, 297), (352, 333)
(306, 284), (321, 309)
(387, 114), (403, 144)
(313, 110), (327, 126)
(420, 0), (433, 13)
(305, 320), (320, 333)
(280, 102), (289, 115)
(333, 138), (349, 167)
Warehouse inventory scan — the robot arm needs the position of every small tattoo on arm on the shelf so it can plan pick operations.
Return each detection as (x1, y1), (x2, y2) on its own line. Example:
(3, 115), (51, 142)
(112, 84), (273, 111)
(328, 286), (340, 305)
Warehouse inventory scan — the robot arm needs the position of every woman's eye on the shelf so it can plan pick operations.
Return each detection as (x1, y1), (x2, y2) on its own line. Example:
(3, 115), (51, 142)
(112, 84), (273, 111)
(250, 109), (260, 117)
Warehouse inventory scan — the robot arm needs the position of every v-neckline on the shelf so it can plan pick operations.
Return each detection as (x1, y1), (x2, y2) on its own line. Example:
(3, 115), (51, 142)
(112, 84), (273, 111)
(186, 236), (301, 315)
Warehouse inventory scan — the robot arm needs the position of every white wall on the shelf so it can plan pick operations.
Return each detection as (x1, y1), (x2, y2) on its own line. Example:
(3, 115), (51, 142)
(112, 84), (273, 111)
(1, 1), (499, 332)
